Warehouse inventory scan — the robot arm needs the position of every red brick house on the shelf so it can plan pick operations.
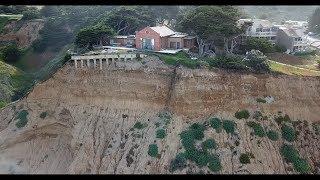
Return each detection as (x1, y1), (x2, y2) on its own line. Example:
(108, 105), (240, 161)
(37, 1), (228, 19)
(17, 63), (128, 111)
(135, 25), (196, 51)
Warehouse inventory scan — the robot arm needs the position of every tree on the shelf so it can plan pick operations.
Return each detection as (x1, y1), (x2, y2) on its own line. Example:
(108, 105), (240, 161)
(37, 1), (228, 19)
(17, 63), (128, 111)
(308, 7), (320, 34)
(148, 6), (180, 26)
(100, 6), (155, 35)
(0, 44), (22, 63)
(75, 24), (115, 49)
(21, 7), (40, 20)
(244, 37), (275, 53)
(243, 50), (270, 73)
(177, 6), (244, 56)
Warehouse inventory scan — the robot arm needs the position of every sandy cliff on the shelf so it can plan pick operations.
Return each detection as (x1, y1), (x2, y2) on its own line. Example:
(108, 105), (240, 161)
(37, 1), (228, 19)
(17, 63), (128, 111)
(0, 57), (319, 174)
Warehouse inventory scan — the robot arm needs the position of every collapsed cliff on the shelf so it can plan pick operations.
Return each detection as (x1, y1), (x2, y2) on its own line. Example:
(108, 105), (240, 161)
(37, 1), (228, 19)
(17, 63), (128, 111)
(0, 56), (319, 174)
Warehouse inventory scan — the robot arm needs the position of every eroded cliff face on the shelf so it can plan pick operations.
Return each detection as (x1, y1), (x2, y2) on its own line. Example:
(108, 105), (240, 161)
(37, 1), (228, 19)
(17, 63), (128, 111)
(0, 57), (319, 174)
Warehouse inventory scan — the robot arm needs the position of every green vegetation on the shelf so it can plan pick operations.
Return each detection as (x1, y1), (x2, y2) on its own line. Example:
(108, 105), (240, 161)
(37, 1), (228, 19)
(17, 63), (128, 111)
(175, 122), (222, 172)
(256, 97), (266, 103)
(157, 111), (171, 126)
(281, 124), (296, 142)
(169, 152), (187, 172)
(0, 100), (7, 109)
(210, 117), (222, 132)
(235, 109), (250, 119)
(0, 44), (22, 64)
(205, 55), (247, 71)
(208, 154), (222, 172)
(242, 37), (277, 54)
(268, 60), (320, 76)
(202, 139), (217, 150)
(274, 114), (291, 125)
(266, 130), (279, 141)
(158, 52), (200, 69)
(239, 153), (251, 164)
(156, 129), (166, 139)
(222, 120), (236, 134)
(247, 121), (265, 137)
(280, 144), (311, 174)
(15, 109), (28, 128)
(40, 111), (47, 119)
(148, 144), (159, 158)
(133, 121), (147, 130)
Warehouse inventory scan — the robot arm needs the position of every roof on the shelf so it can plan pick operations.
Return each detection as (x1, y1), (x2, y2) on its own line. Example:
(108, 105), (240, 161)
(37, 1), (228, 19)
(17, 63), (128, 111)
(150, 26), (175, 37)
(113, 36), (128, 39)
(279, 27), (300, 37)
(170, 32), (188, 38)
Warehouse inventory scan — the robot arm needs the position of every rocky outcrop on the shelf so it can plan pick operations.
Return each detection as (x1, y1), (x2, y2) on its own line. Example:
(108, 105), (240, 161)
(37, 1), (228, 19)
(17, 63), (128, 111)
(0, 57), (319, 174)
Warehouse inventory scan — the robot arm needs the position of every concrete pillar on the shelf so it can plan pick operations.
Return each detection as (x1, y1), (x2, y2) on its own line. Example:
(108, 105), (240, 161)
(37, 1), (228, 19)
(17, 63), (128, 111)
(94, 59), (97, 68)
(87, 59), (90, 68)
(81, 59), (84, 68)
(74, 60), (77, 69)
(99, 59), (102, 70)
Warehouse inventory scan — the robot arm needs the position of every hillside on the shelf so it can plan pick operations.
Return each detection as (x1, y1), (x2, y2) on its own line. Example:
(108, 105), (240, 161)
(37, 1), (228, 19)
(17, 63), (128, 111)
(241, 6), (319, 22)
(0, 56), (319, 174)
(0, 60), (32, 109)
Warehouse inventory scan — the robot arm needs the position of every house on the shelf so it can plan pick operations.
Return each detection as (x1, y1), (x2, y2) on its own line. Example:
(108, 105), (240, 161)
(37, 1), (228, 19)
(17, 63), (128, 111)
(110, 35), (136, 48)
(135, 25), (196, 52)
(277, 27), (308, 53)
(238, 19), (278, 44)
(283, 20), (308, 32)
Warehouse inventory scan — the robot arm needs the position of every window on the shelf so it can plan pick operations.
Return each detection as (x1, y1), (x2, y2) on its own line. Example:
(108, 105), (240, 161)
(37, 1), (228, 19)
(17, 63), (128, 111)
(256, 28), (262, 32)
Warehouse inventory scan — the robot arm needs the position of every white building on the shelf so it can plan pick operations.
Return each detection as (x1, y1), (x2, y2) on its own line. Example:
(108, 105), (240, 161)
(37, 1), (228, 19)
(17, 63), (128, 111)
(238, 19), (278, 44)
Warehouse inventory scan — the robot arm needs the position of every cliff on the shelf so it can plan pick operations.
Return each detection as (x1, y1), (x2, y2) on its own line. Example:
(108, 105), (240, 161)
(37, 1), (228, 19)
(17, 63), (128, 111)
(0, 56), (319, 174)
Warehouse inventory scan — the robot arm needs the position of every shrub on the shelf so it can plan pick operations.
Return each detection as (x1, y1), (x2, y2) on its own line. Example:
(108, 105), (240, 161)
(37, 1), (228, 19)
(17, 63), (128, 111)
(39, 111), (47, 119)
(169, 153), (187, 172)
(202, 139), (217, 150)
(189, 123), (205, 140)
(180, 130), (196, 150)
(256, 98), (266, 103)
(239, 153), (251, 164)
(156, 129), (166, 139)
(1, 44), (22, 63)
(252, 111), (263, 121)
(244, 50), (270, 73)
(281, 124), (296, 142)
(208, 154), (222, 172)
(15, 110), (28, 128)
(210, 117), (222, 131)
(247, 121), (265, 137)
(244, 37), (275, 53)
(21, 8), (40, 20)
(185, 149), (210, 167)
(222, 120), (236, 134)
(235, 110), (250, 119)
(266, 130), (279, 141)
(280, 144), (311, 174)
(0, 100), (7, 109)
(148, 144), (158, 157)
(275, 114), (291, 125)
(293, 157), (311, 174)
(205, 54), (247, 71)
(133, 121), (147, 129)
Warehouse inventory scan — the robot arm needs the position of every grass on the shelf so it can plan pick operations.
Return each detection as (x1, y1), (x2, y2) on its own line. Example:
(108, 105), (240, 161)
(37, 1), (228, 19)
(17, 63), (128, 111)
(15, 109), (28, 128)
(268, 60), (320, 76)
(148, 144), (159, 158)
(247, 121), (266, 137)
(156, 129), (166, 139)
(0, 100), (7, 109)
(235, 109), (250, 119)
(157, 51), (200, 69)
